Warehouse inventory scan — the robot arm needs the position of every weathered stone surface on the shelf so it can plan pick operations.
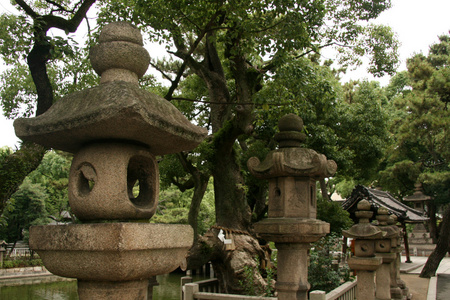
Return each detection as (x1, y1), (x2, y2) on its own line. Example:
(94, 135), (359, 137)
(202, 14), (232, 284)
(77, 280), (149, 300)
(68, 142), (158, 220)
(90, 41), (150, 83)
(29, 223), (193, 281)
(247, 148), (337, 179)
(266, 177), (318, 218)
(254, 218), (329, 243)
(23, 21), (206, 300)
(347, 256), (382, 271)
(342, 200), (385, 241)
(14, 81), (207, 154)
(275, 243), (310, 300)
(248, 113), (337, 178)
(99, 22), (144, 45)
(90, 22), (149, 85)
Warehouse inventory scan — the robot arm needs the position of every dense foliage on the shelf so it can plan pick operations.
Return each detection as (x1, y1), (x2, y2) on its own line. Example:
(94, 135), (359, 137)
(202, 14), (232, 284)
(309, 234), (352, 292)
(0, 150), (71, 244)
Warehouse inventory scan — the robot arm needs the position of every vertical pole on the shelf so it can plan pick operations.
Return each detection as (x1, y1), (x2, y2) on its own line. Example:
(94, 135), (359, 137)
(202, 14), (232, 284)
(342, 236), (348, 261)
(183, 283), (199, 300)
(402, 223), (412, 263)
(181, 276), (193, 300)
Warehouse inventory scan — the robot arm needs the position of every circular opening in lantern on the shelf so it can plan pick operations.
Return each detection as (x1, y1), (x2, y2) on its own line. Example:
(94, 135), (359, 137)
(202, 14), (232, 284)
(77, 163), (96, 197)
(127, 155), (156, 208)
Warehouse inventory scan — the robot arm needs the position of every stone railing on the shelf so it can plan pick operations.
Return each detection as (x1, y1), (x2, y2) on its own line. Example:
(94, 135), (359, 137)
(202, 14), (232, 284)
(310, 281), (357, 300)
(181, 276), (221, 295)
(181, 277), (277, 300)
(182, 277), (356, 300)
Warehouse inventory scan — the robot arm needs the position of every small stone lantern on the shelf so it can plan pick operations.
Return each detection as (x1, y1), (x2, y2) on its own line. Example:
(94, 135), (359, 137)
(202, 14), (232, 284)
(375, 207), (398, 300)
(14, 22), (207, 300)
(388, 215), (408, 299)
(343, 200), (384, 300)
(248, 114), (336, 300)
(404, 182), (430, 212)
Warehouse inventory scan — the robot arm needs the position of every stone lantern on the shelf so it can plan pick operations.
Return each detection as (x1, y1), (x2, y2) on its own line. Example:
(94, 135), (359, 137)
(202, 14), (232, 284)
(343, 200), (384, 300)
(247, 114), (336, 300)
(14, 22), (207, 300)
(388, 215), (409, 299)
(404, 182), (430, 213)
(375, 207), (398, 300)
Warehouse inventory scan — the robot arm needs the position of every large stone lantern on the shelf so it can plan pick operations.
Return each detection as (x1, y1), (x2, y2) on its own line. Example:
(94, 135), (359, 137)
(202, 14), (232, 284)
(14, 22), (207, 300)
(247, 114), (336, 300)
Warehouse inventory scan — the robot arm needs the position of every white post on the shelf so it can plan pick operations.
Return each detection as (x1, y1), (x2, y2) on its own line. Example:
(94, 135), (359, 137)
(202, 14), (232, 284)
(181, 277), (193, 299)
(183, 283), (199, 300)
(309, 290), (326, 300)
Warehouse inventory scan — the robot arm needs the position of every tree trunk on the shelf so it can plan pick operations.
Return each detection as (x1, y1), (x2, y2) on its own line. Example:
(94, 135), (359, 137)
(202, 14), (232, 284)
(188, 174), (209, 240)
(27, 41), (54, 116)
(182, 26), (265, 294)
(188, 228), (269, 295)
(176, 153), (210, 241)
(428, 201), (438, 243)
(420, 204), (450, 278)
(211, 232), (268, 295)
(320, 178), (330, 201)
(212, 137), (252, 231)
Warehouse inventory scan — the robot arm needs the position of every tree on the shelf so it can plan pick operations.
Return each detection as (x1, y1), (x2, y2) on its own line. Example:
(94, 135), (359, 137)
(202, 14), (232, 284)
(158, 152), (213, 240)
(0, 178), (48, 246)
(373, 33), (449, 278)
(1, 0), (400, 293)
(95, 0), (398, 292)
(0, 0), (96, 216)
(0, 150), (72, 256)
(26, 151), (72, 221)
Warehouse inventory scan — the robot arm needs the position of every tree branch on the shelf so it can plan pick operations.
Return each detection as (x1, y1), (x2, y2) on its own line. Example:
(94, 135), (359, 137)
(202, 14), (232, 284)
(45, 0), (72, 14)
(41, 0), (96, 33)
(165, 10), (226, 100)
(14, 0), (38, 19)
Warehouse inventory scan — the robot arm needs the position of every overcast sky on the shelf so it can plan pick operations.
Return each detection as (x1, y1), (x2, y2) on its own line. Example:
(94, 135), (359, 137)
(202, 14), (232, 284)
(1, 0), (449, 148)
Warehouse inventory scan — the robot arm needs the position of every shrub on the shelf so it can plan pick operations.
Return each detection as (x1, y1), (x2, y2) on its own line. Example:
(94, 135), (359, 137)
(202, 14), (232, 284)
(308, 234), (353, 293)
(1, 258), (43, 269)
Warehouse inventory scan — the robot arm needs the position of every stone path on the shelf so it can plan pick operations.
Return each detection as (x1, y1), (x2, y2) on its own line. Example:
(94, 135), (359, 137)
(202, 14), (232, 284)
(400, 255), (450, 300)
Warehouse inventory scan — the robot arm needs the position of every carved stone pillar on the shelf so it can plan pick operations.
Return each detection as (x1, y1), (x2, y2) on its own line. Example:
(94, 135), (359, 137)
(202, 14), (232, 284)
(375, 207), (398, 300)
(343, 200), (384, 300)
(248, 114), (336, 300)
(388, 215), (407, 299)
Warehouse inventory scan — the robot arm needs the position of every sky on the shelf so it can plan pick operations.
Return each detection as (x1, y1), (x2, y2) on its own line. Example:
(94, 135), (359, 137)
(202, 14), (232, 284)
(1, 0), (449, 149)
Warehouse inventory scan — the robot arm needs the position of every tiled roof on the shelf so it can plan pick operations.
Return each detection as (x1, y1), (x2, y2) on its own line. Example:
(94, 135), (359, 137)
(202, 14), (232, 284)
(342, 185), (428, 223)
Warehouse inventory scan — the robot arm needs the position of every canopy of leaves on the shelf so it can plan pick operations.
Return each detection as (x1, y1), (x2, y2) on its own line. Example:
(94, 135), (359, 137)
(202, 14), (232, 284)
(252, 59), (389, 182)
(0, 1), (98, 119)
